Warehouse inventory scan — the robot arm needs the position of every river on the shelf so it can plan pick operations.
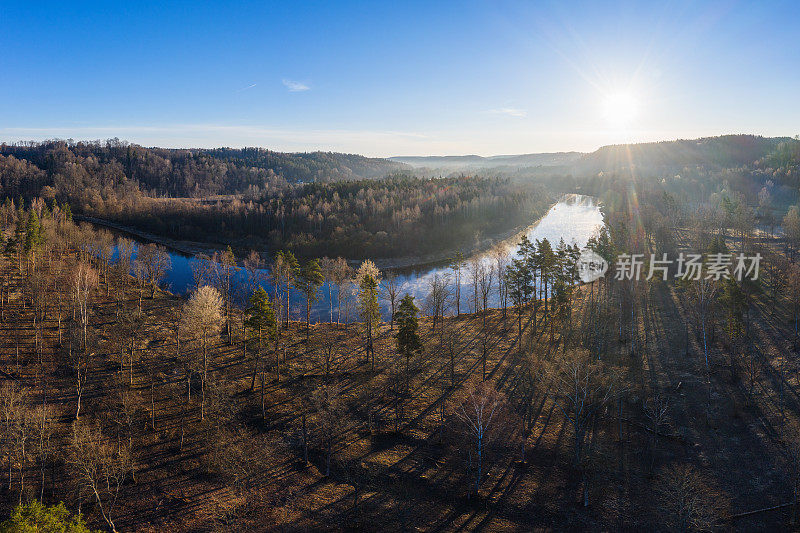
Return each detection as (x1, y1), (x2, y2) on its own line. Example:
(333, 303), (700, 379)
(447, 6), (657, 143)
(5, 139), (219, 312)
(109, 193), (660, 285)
(123, 194), (603, 321)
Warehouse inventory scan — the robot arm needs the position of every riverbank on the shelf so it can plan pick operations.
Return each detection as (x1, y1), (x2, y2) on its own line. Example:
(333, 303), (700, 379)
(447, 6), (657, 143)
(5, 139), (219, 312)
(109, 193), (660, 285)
(74, 214), (223, 257)
(75, 197), (557, 271)
(372, 213), (538, 271)
(372, 193), (596, 271)
(77, 195), (602, 315)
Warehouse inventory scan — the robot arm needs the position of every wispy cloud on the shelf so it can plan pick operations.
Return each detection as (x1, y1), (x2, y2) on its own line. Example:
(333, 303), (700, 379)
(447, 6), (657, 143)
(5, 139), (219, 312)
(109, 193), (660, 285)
(282, 79), (310, 92)
(488, 107), (527, 118)
(236, 83), (257, 93)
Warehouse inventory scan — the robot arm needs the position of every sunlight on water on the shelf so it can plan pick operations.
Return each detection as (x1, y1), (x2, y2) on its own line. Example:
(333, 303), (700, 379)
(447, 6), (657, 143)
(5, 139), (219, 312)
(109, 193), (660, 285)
(394, 194), (604, 310)
(147, 194), (604, 320)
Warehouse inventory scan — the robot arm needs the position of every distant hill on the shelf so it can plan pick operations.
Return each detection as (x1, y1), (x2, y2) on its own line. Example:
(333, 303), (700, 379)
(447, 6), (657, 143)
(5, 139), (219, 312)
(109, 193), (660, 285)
(3, 135), (797, 203)
(574, 134), (796, 175)
(202, 147), (409, 182)
(389, 152), (583, 169)
(0, 140), (409, 199)
(391, 135), (799, 177)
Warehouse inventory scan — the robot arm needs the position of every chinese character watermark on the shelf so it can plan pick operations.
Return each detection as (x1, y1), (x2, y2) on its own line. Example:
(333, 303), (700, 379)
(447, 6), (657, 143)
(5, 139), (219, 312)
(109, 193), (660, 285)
(597, 252), (761, 282)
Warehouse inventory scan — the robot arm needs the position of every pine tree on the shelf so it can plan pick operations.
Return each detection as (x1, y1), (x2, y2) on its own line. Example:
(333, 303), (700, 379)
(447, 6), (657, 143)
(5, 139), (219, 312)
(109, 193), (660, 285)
(275, 250), (299, 329)
(24, 210), (43, 269)
(505, 258), (530, 337)
(297, 259), (324, 339)
(12, 211), (26, 273)
(395, 294), (422, 392)
(536, 238), (555, 316)
(357, 267), (381, 370)
(245, 287), (277, 390)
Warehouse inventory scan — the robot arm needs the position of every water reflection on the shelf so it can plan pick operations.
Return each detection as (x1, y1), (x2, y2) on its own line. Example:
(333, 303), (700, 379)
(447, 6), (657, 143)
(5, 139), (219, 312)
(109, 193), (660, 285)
(145, 194), (603, 321)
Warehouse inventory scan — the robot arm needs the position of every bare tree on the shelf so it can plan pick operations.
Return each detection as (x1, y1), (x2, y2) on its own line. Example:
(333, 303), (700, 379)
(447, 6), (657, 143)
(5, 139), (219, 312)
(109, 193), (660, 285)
(214, 246), (236, 344)
(330, 257), (353, 326)
(118, 312), (145, 387)
(97, 230), (115, 295)
(450, 252), (465, 315)
(31, 403), (54, 501)
(115, 236), (134, 284)
(541, 349), (616, 465)
(455, 381), (511, 493)
(492, 247), (510, 321)
(655, 463), (726, 532)
(0, 383), (27, 496)
(320, 256), (336, 324)
(71, 261), (97, 350)
(382, 270), (401, 330)
(478, 261), (495, 319)
(135, 243), (171, 298)
(132, 260), (146, 315)
(687, 276), (718, 373)
(242, 250), (265, 294)
(315, 326), (341, 382)
(311, 383), (344, 477)
(191, 253), (217, 291)
(643, 394), (670, 472)
(182, 285), (224, 421)
(467, 256), (482, 313)
(69, 421), (133, 533)
(425, 272), (450, 333)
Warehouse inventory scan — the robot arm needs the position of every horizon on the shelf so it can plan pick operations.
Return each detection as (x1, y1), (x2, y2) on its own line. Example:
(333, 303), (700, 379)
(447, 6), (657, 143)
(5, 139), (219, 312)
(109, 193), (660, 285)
(2, 132), (794, 160)
(3, 1), (799, 157)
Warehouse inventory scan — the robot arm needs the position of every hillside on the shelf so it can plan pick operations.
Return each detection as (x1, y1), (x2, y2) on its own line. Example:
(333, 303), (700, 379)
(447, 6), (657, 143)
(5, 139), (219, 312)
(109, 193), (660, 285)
(0, 140), (408, 200)
(392, 135), (800, 178)
(574, 134), (798, 174)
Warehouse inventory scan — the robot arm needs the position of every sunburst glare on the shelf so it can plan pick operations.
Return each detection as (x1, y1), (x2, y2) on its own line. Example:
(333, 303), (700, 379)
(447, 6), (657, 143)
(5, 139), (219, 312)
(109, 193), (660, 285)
(601, 90), (640, 129)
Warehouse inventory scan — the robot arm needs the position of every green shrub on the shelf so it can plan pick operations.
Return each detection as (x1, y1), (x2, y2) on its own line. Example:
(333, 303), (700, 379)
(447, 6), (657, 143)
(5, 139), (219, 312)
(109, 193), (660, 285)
(0, 501), (98, 533)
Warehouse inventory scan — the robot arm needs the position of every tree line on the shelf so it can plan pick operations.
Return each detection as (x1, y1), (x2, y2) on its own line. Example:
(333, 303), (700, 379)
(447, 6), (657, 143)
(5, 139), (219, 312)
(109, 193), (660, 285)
(0, 140), (551, 260)
(2, 170), (800, 530)
(107, 176), (549, 259)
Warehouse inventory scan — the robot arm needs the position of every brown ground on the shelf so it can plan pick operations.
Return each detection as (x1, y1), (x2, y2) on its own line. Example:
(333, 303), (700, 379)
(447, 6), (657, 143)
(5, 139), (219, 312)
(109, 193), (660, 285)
(1, 240), (798, 531)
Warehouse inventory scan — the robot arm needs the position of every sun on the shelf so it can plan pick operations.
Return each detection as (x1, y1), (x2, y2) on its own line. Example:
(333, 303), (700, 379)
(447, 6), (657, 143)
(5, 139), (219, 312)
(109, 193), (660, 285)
(602, 91), (639, 129)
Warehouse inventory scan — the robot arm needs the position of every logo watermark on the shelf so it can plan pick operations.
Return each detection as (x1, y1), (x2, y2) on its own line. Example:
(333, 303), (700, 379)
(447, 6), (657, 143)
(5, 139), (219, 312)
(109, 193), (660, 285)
(607, 252), (761, 282)
(577, 250), (609, 283)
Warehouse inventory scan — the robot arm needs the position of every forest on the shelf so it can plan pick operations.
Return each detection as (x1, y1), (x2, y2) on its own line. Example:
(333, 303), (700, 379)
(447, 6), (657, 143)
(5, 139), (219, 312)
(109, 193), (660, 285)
(0, 140), (406, 199)
(0, 136), (798, 531)
(1, 133), (800, 530)
(1, 136), (798, 263)
(99, 176), (549, 259)
(0, 141), (549, 260)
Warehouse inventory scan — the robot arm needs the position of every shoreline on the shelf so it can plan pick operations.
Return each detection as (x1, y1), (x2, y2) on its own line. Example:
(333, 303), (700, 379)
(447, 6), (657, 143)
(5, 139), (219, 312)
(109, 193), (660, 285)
(73, 215), (221, 257)
(372, 193), (589, 271)
(75, 195), (573, 271)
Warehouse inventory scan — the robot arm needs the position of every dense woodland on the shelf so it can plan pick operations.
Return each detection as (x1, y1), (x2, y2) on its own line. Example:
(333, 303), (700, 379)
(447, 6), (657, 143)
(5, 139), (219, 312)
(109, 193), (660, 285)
(1, 136), (800, 530)
(103, 176), (549, 259)
(1, 136), (798, 262)
(0, 140), (406, 199)
(0, 141), (548, 260)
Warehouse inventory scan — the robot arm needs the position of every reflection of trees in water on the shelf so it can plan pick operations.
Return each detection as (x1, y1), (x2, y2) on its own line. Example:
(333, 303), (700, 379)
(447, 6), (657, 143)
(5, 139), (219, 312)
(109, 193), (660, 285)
(119, 197), (604, 321)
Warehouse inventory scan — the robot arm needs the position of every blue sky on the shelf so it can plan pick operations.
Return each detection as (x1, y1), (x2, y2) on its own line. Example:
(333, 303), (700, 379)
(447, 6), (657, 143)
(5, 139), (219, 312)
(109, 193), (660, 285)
(1, 0), (798, 156)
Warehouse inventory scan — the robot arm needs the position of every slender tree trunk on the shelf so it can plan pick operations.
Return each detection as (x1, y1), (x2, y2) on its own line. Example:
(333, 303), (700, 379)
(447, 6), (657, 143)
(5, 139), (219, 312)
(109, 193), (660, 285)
(302, 412), (309, 464)
(250, 333), (261, 391)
